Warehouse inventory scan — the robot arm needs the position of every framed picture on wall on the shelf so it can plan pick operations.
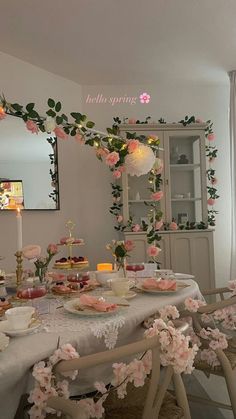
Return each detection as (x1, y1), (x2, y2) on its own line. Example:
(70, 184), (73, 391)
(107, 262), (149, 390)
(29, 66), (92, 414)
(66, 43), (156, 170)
(178, 212), (188, 224)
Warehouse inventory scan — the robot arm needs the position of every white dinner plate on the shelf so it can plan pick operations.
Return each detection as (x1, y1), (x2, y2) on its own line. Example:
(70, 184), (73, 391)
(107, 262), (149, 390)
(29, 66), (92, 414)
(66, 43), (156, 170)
(64, 297), (127, 317)
(174, 273), (195, 280)
(0, 319), (41, 336)
(103, 290), (137, 300)
(136, 281), (188, 294)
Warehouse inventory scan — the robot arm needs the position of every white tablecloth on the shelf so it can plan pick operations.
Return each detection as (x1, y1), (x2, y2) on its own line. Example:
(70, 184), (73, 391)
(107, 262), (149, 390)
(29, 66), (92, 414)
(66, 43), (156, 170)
(0, 279), (202, 419)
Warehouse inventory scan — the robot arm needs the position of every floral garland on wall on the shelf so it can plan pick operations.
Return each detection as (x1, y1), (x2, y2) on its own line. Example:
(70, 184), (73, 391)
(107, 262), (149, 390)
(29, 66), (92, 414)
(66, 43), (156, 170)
(111, 116), (219, 242)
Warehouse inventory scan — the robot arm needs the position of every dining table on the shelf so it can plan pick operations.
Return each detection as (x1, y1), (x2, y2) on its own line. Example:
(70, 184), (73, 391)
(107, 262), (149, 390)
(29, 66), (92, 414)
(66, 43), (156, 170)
(0, 277), (202, 419)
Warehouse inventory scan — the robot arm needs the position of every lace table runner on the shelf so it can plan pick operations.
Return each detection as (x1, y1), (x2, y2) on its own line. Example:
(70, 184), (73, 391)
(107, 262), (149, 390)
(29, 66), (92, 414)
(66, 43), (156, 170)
(40, 305), (125, 349)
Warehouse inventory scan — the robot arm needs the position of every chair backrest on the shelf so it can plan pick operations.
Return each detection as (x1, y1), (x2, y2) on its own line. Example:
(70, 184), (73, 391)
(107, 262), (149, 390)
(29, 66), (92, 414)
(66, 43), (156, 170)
(48, 336), (177, 419)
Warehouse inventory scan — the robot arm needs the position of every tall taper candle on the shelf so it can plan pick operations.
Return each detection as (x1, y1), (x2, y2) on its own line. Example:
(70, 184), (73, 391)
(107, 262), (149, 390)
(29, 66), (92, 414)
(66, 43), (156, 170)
(16, 207), (23, 251)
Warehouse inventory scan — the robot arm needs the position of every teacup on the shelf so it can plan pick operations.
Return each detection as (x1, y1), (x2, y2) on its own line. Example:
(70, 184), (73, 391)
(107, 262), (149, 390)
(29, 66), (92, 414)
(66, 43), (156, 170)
(5, 306), (35, 330)
(110, 278), (130, 297)
(95, 270), (120, 286)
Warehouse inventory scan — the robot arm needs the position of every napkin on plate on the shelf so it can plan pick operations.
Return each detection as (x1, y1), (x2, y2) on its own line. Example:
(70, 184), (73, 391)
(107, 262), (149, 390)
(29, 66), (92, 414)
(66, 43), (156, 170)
(142, 278), (177, 291)
(79, 294), (117, 312)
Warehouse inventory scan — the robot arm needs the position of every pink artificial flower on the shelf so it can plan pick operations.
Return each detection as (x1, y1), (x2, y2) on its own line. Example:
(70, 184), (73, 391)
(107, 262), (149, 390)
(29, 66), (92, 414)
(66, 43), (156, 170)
(47, 243), (58, 255)
(209, 157), (215, 164)
(185, 297), (206, 313)
(117, 215), (123, 223)
(228, 280), (236, 295)
(22, 245), (41, 260)
(28, 387), (48, 406)
(196, 118), (203, 123)
(128, 118), (136, 124)
(113, 170), (122, 179)
(96, 147), (108, 158)
(153, 158), (164, 175)
(74, 132), (84, 143)
(119, 166), (125, 173)
(139, 92), (151, 104)
(151, 191), (164, 201)
(54, 126), (68, 140)
(106, 151), (120, 167)
(127, 139), (140, 153)
(124, 240), (135, 252)
(147, 245), (161, 257)
(26, 120), (39, 134)
(207, 133), (215, 141)
(159, 305), (180, 321)
(169, 222), (178, 231)
(94, 381), (107, 394)
(132, 224), (141, 232)
(155, 220), (163, 230)
(210, 177), (218, 185)
(207, 198), (215, 206)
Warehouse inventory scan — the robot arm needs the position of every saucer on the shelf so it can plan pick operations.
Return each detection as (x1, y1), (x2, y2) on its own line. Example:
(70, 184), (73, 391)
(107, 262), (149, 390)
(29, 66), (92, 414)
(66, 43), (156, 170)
(0, 319), (41, 337)
(103, 290), (137, 300)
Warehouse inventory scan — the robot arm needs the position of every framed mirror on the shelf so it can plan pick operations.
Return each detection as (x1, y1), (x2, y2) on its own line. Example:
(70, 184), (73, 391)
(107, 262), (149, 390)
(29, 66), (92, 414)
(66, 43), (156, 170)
(0, 116), (59, 210)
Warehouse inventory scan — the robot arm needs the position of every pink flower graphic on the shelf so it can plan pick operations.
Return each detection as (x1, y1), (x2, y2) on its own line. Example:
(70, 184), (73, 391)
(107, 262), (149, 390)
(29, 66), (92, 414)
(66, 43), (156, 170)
(139, 92), (151, 104)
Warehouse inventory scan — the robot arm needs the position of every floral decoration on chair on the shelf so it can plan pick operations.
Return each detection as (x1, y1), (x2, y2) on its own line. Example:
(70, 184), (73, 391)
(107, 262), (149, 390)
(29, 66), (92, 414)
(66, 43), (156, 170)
(28, 305), (198, 419)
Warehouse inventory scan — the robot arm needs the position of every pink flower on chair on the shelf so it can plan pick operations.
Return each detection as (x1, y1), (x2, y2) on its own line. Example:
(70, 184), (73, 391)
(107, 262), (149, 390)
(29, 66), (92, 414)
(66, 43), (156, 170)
(139, 92), (151, 104)
(26, 120), (39, 134)
(106, 151), (120, 167)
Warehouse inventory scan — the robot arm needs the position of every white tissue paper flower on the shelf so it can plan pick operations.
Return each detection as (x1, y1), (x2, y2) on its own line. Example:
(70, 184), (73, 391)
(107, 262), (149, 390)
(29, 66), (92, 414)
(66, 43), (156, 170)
(125, 144), (156, 176)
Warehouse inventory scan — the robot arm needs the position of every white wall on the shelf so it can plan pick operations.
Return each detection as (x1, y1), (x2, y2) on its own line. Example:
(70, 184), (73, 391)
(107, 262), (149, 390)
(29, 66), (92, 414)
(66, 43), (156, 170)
(82, 82), (230, 286)
(0, 52), (115, 271)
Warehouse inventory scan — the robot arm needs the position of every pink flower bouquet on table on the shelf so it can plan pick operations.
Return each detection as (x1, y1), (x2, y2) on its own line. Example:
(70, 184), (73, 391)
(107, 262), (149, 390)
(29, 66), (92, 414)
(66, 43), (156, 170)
(106, 240), (135, 277)
(22, 243), (58, 282)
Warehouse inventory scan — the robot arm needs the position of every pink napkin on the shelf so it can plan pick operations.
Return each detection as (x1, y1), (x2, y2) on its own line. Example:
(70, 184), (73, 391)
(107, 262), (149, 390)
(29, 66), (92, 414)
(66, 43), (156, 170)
(142, 278), (177, 291)
(79, 294), (117, 312)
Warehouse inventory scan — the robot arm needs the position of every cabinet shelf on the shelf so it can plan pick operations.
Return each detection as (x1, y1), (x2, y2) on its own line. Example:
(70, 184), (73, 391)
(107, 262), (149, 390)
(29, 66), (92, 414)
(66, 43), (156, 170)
(171, 198), (201, 202)
(170, 164), (200, 171)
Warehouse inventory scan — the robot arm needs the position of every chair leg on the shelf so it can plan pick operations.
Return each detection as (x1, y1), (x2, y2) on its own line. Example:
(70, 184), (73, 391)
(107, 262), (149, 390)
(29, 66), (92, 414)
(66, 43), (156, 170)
(172, 373), (191, 419)
(216, 349), (236, 417)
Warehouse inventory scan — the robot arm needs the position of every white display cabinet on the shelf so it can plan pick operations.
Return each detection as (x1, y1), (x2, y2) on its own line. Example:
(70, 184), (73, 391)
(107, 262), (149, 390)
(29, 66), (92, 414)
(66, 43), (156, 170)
(119, 123), (215, 291)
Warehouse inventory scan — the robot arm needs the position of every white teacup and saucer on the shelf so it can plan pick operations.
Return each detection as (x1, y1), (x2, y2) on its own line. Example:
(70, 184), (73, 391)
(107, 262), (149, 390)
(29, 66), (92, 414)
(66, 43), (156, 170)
(1, 307), (41, 337)
(104, 278), (136, 299)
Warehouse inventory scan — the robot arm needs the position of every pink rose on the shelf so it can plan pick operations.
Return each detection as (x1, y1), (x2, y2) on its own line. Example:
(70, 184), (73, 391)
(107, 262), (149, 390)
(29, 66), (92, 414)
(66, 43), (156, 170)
(113, 170), (122, 179)
(117, 215), (123, 223)
(207, 198), (215, 206)
(124, 240), (135, 251)
(47, 243), (58, 255)
(128, 139), (140, 153)
(207, 133), (215, 141)
(26, 120), (39, 134)
(22, 245), (41, 260)
(210, 177), (218, 185)
(147, 245), (161, 257)
(196, 118), (203, 123)
(132, 224), (141, 232)
(106, 151), (120, 167)
(169, 222), (178, 231)
(128, 118), (136, 124)
(54, 126), (68, 140)
(151, 191), (164, 201)
(119, 166), (125, 173)
(74, 132), (84, 143)
(209, 157), (215, 164)
(155, 220), (163, 230)
(96, 148), (109, 158)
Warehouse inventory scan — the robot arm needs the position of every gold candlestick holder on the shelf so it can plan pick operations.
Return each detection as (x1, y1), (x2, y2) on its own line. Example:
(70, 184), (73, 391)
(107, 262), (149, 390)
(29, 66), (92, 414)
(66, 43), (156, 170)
(15, 250), (23, 287)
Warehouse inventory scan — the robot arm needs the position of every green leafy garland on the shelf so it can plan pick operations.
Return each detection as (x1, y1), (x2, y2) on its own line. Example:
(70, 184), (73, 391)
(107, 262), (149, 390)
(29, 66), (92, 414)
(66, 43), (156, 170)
(111, 116), (218, 246)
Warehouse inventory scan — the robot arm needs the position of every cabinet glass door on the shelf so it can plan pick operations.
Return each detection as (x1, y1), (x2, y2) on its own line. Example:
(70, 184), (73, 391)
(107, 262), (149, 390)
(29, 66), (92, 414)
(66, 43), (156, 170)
(124, 131), (165, 226)
(166, 131), (207, 225)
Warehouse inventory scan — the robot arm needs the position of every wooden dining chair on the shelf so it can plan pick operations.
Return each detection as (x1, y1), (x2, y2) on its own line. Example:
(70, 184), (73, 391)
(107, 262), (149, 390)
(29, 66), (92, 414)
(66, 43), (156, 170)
(180, 288), (236, 416)
(46, 335), (191, 419)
